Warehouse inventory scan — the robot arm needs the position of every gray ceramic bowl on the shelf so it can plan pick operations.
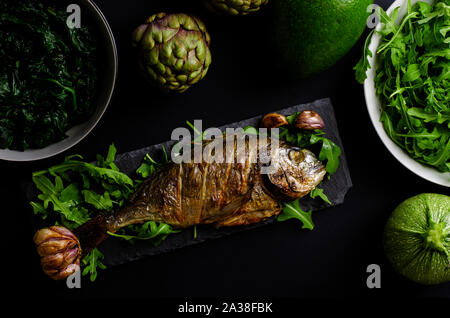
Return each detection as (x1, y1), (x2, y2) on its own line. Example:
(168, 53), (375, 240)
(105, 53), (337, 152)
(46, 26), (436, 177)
(0, 0), (117, 161)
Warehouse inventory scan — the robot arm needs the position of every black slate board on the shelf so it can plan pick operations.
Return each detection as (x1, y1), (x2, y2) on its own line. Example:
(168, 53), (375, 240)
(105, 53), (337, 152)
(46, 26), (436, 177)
(24, 98), (352, 267)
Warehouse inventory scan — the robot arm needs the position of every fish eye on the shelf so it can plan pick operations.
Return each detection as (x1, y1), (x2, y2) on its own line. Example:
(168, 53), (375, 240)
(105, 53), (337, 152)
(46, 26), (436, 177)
(288, 149), (304, 163)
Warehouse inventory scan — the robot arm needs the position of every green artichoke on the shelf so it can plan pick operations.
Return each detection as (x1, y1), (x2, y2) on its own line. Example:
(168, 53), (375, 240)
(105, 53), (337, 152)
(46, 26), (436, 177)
(132, 13), (212, 93)
(204, 0), (269, 16)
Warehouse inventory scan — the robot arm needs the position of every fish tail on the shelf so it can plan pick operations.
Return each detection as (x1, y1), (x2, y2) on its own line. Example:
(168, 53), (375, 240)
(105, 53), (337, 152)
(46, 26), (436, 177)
(74, 214), (110, 255)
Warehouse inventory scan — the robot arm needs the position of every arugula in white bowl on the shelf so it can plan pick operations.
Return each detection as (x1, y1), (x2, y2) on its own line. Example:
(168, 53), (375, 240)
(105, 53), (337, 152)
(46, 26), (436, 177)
(355, 0), (450, 186)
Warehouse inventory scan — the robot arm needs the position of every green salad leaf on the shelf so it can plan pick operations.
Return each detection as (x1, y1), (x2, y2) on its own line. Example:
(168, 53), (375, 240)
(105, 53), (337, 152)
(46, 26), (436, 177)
(354, 29), (375, 83)
(318, 137), (342, 176)
(107, 221), (180, 246)
(279, 116), (341, 176)
(136, 147), (169, 178)
(34, 156), (134, 188)
(81, 248), (106, 282)
(82, 190), (114, 211)
(310, 187), (332, 205)
(355, 0), (450, 172)
(277, 200), (314, 230)
(31, 148), (135, 231)
(31, 175), (91, 228)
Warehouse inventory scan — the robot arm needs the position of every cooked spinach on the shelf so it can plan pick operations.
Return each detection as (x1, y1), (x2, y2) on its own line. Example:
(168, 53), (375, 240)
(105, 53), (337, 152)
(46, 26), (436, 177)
(0, 0), (98, 150)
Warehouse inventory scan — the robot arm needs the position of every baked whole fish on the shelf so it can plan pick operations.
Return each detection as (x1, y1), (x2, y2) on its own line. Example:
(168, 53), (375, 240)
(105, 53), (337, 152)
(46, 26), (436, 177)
(34, 134), (326, 279)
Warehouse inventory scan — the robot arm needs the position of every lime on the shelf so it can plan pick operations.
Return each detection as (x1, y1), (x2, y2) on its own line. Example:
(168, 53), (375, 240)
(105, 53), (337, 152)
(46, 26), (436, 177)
(273, 0), (373, 78)
(384, 193), (450, 285)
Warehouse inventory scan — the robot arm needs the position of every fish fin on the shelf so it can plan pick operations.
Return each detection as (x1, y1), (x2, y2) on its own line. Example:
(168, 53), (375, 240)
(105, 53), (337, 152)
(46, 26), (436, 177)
(213, 208), (282, 227)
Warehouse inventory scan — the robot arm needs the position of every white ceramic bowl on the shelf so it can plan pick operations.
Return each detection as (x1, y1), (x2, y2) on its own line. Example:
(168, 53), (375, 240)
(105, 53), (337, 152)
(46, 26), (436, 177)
(0, 0), (117, 162)
(364, 0), (450, 187)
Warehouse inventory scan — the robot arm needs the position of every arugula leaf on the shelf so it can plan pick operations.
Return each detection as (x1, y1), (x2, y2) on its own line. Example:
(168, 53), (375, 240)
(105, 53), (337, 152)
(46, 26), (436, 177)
(82, 190), (114, 211)
(105, 144), (117, 166)
(277, 200), (314, 230)
(136, 149), (168, 179)
(59, 183), (82, 203)
(243, 126), (259, 135)
(193, 225), (198, 239)
(33, 156), (134, 189)
(186, 120), (207, 144)
(30, 201), (49, 219)
(97, 144), (120, 171)
(318, 138), (342, 175)
(403, 64), (421, 82)
(279, 127), (341, 176)
(407, 108), (450, 124)
(81, 248), (106, 282)
(31, 175), (91, 228)
(286, 112), (300, 125)
(310, 187), (332, 205)
(31, 144), (135, 231)
(108, 221), (180, 246)
(354, 30), (374, 84)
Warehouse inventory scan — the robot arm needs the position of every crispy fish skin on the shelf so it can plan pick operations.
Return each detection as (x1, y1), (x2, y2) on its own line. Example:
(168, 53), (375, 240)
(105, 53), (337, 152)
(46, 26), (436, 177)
(105, 135), (326, 231)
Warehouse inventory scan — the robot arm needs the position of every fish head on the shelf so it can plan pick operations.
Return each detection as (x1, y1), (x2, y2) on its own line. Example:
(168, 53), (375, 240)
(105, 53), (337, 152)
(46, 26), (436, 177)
(265, 143), (326, 200)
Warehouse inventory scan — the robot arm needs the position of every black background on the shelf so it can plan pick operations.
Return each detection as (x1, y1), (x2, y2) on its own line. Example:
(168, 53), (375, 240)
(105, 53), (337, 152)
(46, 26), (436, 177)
(3, 0), (449, 308)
